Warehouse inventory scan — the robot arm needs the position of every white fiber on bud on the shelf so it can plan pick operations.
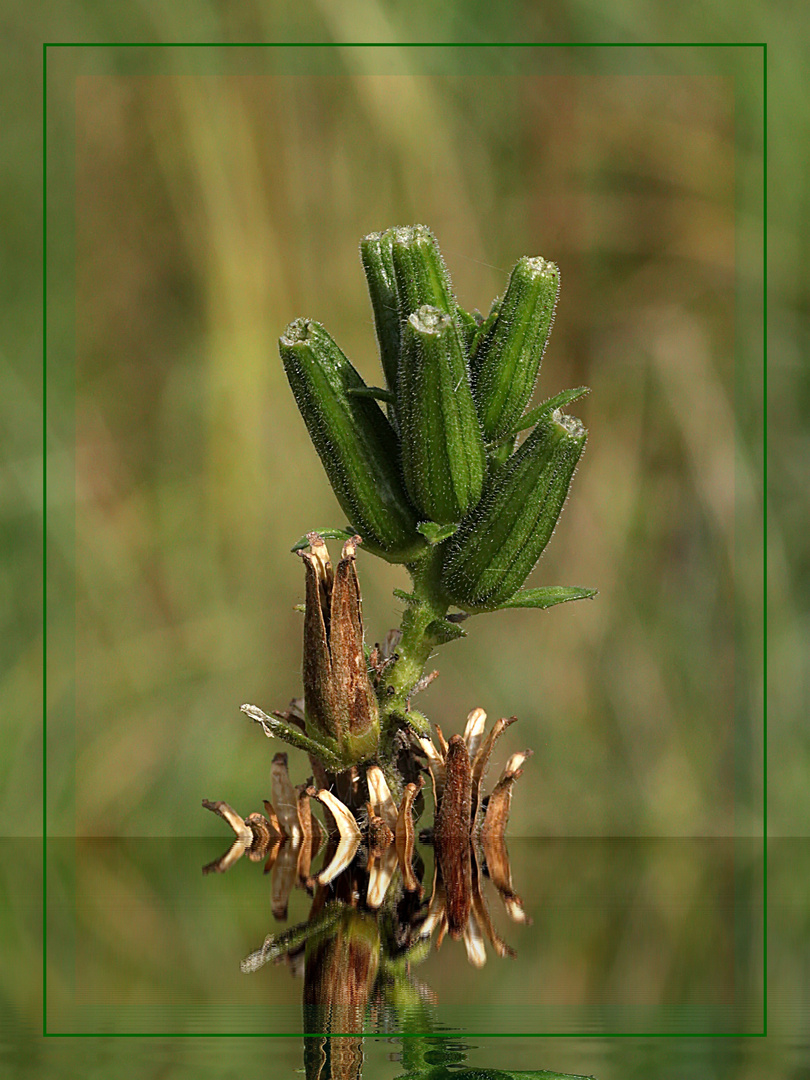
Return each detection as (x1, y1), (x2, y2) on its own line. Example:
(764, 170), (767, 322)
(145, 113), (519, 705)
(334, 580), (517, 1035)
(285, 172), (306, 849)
(552, 409), (586, 438)
(409, 305), (451, 335)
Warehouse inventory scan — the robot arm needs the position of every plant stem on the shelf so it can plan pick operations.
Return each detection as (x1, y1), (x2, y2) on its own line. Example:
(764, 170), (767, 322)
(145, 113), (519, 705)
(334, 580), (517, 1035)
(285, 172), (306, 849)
(377, 548), (449, 767)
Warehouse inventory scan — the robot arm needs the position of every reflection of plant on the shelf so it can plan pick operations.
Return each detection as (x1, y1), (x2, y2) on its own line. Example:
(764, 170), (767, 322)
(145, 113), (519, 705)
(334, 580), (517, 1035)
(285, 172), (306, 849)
(204, 745), (539, 1075)
(204, 714), (529, 950)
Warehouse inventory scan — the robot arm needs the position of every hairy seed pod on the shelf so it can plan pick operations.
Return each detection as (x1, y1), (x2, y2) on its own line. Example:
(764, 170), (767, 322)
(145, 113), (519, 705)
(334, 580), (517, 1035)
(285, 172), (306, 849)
(471, 256), (560, 441)
(280, 319), (425, 562)
(389, 224), (457, 321)
(441, 411), (587, 609)
(359, 229), (400, 394)
(397, 306), (486, 524)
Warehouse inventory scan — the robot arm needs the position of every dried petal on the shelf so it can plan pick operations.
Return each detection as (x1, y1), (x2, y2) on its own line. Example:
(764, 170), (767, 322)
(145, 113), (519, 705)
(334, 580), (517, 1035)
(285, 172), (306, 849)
(307, 531), (334, 604)
(395, 779), (424, 894)
(462, 707), (487, 761)
(366, 844), (398, 909)
(461, 908), (488, 968)
(480, 818), (530, 926)
(202, 839), (247, 875)
(308, 788), (361, 886)
(271, 839), (299, 921)
(271, 753), (302, 843)
(201, 799), (253, 844)
(366, 765), (398, 830)
(245, 812), (276, 860)
(417, 735), (446, 810)
(295, 785), (316, 881)
(434, 723), (449, 760)
(470, 848), (515, 959)
(481, 749), (532, 846)
(470, 715), (517, 822)
(262, 799), (283, 837)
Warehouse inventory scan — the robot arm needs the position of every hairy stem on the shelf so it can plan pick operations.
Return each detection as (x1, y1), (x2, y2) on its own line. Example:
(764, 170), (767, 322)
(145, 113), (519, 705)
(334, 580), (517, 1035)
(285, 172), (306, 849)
(377, 549), (450, 777)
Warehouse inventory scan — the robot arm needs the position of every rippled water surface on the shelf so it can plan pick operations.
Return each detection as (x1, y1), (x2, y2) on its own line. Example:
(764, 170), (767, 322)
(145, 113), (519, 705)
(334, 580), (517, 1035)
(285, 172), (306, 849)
(39, 836), (764, 1036)
(4, 837), (808, 1078)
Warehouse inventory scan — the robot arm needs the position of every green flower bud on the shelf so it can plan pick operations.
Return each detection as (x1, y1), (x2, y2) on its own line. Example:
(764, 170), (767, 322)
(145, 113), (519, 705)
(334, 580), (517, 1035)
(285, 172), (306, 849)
(280, 319), (425, 563)
(471, 256), (560, 441)
(389, 224), (457, 320)
(300, 535), (380, 767)
(398, 306), (486, 525)
(359, 229), (400, 394)
(441, 410), (587, 609)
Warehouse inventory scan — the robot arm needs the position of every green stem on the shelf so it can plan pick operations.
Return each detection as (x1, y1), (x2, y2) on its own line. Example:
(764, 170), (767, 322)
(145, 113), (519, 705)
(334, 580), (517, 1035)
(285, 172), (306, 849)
(378, 549), (449, 765)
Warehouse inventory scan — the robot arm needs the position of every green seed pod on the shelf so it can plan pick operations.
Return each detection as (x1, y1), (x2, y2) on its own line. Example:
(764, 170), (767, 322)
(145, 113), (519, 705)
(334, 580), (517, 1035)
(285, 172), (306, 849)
(398, 306), (486, 525)
(359, 229), (400, 394)
(280, 319), (425, 563)
(389, 224), (457, 321)
(471, 256), (560, 441)
(441, 410), (587, 609)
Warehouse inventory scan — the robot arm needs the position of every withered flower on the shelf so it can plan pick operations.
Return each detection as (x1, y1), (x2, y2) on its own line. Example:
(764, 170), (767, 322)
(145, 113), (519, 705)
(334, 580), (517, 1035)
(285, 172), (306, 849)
(299, 533), (380, 769)
(416, 708), (532, 965)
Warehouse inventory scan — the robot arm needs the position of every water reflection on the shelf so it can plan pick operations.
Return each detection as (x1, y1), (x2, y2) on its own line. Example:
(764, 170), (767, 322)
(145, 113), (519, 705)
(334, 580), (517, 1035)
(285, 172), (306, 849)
(202, 745), (539, 1076)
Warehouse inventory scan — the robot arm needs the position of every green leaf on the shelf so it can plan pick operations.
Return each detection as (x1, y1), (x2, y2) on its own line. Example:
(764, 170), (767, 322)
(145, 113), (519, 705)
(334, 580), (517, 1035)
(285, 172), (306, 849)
(393, 588), (417, 604)
(507, 386), (591, 436)
(291, 528), (354, 552)
(425, 619), (467, 644)
(417, 520), (459, 544)
(346, 385), (396, 404)
(497, 586), (598, 610)
(457, 306), (481, 354)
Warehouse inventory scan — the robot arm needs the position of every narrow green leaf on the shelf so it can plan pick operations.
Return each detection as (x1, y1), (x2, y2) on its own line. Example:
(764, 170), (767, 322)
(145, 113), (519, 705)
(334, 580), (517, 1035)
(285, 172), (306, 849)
(507, 386), (591, 436)
(457, 306), (481, 354)
(425, 619), (467, 644)
(497, 586), (598, 609)
(417, 521), (459, 544)
(291, 528), (354, 552)
(346, 385), (397, 404)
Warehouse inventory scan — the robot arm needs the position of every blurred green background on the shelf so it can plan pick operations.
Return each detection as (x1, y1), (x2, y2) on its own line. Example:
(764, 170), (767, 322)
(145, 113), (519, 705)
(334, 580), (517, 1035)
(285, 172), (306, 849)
(41, 42), (763, 838)
(2, 0), (809, 1075)
(5, 0), (805, 846)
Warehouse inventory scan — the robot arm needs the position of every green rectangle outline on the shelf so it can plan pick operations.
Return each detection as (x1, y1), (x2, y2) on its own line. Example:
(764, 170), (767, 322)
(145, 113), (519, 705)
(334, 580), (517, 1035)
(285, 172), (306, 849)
(42, 39), (768, 1036)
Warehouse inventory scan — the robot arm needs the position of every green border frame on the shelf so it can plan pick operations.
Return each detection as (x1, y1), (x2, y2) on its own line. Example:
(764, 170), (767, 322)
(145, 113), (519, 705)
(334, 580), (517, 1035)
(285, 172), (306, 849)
(42, 39), (768, 1036)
